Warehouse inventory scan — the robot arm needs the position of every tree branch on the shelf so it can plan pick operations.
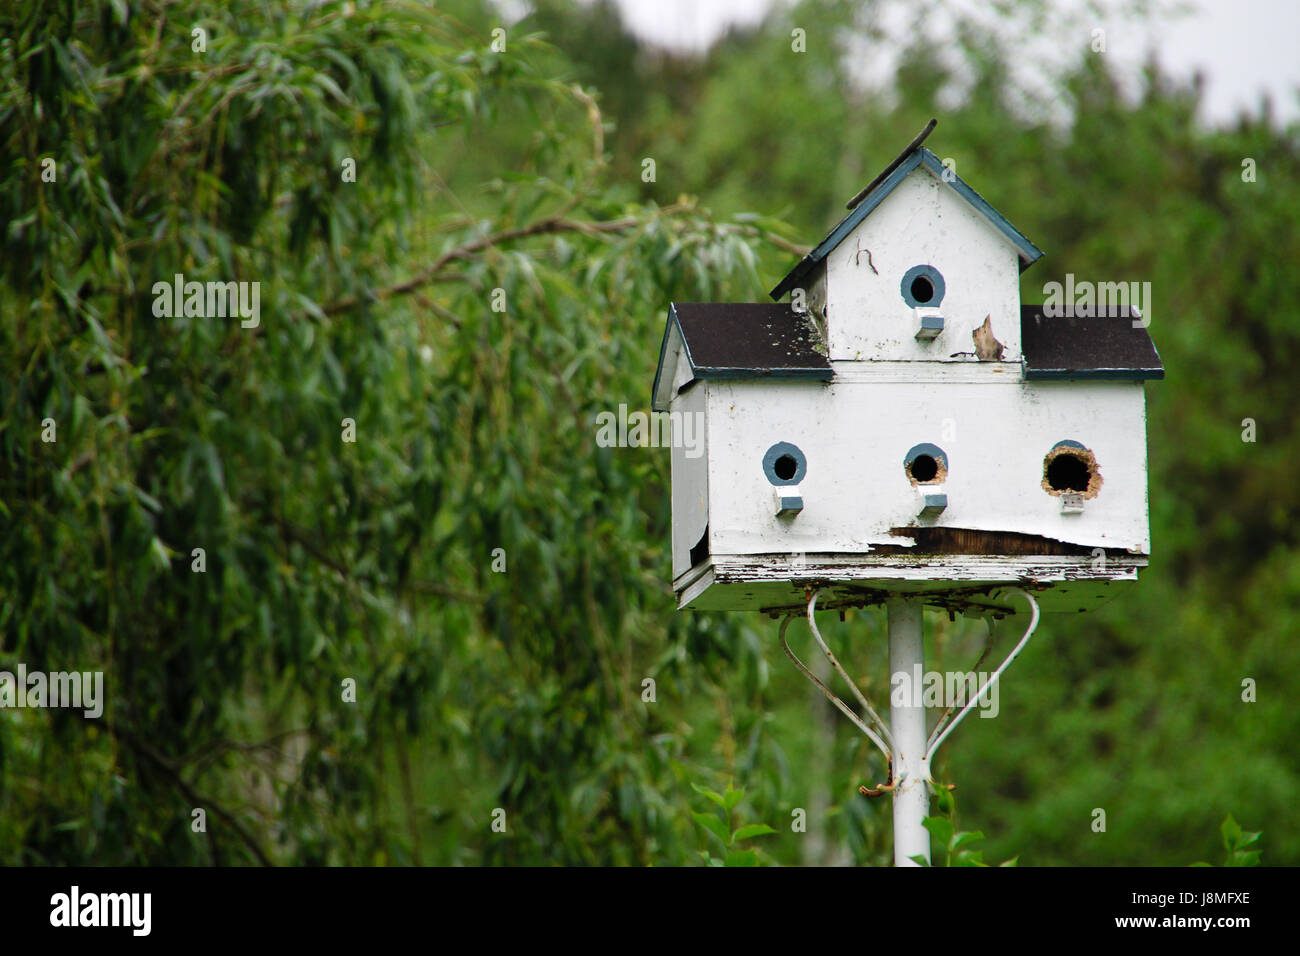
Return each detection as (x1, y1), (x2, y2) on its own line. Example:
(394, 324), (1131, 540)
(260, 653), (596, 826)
(110, 724), (275, 867)
(318, 210), (673, 318)
(272, 515), (485, 603)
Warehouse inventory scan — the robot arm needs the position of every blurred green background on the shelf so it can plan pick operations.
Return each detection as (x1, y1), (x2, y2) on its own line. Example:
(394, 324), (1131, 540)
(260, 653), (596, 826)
(1, 0), (1296, 865)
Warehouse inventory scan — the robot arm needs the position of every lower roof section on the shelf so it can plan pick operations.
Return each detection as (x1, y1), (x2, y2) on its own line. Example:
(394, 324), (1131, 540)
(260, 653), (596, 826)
(1021, 304), (1164, 380)
(652, 301), (1164, 410)
(652, 302), (831, 410)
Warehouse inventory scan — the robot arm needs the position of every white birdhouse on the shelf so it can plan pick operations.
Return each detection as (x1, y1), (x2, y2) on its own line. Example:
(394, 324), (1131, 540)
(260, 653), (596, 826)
(651, 124), (1164, 615)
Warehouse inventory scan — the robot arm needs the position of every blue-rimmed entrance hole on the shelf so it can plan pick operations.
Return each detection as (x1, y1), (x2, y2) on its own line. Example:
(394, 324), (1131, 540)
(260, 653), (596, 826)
(762, 442), (807, 486)
(900, 265), (946, 309)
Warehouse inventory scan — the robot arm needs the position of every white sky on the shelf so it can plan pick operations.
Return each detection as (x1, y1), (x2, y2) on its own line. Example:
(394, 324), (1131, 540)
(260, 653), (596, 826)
(598, 0), (1300, 127)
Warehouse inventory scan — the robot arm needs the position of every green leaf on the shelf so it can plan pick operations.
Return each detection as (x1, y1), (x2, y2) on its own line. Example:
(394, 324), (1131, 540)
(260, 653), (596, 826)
(724, 849), (759, 867)
(722, 780), (743, 811)
(1220, 814), (1242, 849)
(312, 73), (349, 105)
(934, 786), (956, 815)
(953, 850), (987, 867)
(922, 816), (954, 847)
(908, 854), (931, 867)
(1233, 829), (1262, 850)
(732, 823), (778, 841)
(691, 811), (729, 848)
(949, 830), (985, 852)
(148, 537), (171, 571)
(690, 782), (727, 810)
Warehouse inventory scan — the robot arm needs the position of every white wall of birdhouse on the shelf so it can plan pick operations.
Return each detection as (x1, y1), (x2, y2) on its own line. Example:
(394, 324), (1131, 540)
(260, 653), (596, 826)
(670, 384), (709, 579)
(682, 376), (1150, 566)
(821, 166), (1024, 363)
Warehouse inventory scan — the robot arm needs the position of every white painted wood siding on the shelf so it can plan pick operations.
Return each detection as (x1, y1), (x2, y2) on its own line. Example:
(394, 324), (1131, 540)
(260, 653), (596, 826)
(697, 377), (1150, 558)
(670, 383), (709, 579)
(823, 166), (1025, 363)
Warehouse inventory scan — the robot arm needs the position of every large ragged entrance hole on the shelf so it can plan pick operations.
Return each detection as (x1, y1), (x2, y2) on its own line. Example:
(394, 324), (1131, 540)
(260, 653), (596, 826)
(1046, 454), (1089, 492)
(1041, 442), (1102, 499)
(908, 453), (939, 483)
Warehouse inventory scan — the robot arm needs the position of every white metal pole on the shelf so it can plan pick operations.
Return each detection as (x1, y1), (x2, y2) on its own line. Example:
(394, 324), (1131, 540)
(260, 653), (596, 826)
(888, 598), (930, 866)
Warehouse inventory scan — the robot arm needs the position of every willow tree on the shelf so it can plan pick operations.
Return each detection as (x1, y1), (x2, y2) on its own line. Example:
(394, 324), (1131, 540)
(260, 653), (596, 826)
(1, 0), (806, 864)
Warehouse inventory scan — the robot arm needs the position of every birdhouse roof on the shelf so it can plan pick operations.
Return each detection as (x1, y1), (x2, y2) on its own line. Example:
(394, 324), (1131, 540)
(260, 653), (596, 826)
(1020, 305), (1165, 380)
(769, 136), (1045, 301)
(651, 302), (831, 411)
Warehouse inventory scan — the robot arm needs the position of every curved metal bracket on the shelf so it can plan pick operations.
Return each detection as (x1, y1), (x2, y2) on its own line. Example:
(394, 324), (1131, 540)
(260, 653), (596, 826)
(924, 588), (1040, 763)
(778, 610), (893, 764)
(776, 586), (1042, 795)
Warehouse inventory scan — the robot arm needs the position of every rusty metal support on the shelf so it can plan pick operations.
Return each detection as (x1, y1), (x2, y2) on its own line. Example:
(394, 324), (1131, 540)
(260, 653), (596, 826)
(776, 586), (1041, 867)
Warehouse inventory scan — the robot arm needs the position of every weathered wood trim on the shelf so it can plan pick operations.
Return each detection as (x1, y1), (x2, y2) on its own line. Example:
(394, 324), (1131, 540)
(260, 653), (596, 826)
(827, 361), (1022, 383)
(880, 526), (1122, 556)
(707, 553), (1145, 581)
(674, 552), (1148, 614)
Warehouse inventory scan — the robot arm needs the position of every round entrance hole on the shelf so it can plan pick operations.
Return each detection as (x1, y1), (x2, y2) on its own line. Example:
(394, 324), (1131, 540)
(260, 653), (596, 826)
(1041, 441), (1102, 498)
(902, 442), (948, 485)
(900, 265), (946, 309)
(1046, 453), (1090, 492)
(910, 275), (935, 305)
(762, 441), (807, 486)
(909, 453), (939, 483)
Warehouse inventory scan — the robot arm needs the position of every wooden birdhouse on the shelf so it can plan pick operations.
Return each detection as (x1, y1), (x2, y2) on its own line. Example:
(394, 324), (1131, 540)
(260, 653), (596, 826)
(651, 123), (1164, 615)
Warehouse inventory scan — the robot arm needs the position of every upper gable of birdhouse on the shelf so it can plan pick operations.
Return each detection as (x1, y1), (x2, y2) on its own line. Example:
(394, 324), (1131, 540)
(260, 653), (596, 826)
(770, 143), (1044, 364)
(651, 124), (1164, 420)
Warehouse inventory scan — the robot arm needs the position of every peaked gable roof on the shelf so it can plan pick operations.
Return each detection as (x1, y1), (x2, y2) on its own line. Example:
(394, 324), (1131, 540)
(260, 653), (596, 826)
(770, 133), (1045, 301)
(651, 303), (831, 411)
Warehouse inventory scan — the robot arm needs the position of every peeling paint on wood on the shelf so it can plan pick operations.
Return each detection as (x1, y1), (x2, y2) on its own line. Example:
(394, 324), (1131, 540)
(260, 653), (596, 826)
(880, 526), (1115, 556)
(675, 554), (1145, 614)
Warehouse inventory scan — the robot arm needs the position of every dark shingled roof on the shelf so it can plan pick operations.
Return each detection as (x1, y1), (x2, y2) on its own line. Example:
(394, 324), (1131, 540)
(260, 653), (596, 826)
(652, 302), (1162, 409)
(673, 303), (831, 375)
(1020, 305), (1164, 380)
(651, 303), (831, 409)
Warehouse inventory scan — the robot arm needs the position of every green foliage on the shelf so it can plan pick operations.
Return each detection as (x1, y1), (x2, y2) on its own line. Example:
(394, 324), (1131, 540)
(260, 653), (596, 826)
(912, 787), (1019, 867)
(2, 0), (1296, 866)
(691, 781), (778, 866)
(1191, 816), (1263, 867)
(0, 0), (802, 864)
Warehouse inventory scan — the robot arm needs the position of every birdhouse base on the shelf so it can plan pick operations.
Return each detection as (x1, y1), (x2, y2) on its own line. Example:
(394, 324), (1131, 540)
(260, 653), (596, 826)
(674, 553), (1148, 615)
